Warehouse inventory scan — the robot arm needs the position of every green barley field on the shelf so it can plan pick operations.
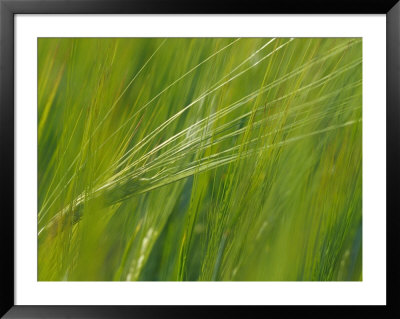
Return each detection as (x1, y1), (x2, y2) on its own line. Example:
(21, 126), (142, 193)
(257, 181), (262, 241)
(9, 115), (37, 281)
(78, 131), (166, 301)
(38, 38), (362, 281)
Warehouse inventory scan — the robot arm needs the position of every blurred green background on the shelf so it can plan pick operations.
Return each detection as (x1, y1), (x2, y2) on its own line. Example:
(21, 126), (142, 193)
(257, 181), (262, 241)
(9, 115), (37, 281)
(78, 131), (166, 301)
(38, 38), (362, 281)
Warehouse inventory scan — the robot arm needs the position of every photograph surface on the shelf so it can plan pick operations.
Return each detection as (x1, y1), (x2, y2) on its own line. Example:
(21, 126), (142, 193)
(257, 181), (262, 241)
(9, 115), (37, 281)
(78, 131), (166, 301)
(38, 38), (362, 281)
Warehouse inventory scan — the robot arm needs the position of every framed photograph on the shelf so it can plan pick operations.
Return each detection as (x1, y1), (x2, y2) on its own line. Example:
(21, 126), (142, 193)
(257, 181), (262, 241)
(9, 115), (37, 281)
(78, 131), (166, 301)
(1, 0), (398, 317)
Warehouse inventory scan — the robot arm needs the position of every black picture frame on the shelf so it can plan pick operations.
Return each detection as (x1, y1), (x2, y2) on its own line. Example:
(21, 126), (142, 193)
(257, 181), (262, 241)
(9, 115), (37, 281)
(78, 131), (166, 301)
(1, 0), (399, 318)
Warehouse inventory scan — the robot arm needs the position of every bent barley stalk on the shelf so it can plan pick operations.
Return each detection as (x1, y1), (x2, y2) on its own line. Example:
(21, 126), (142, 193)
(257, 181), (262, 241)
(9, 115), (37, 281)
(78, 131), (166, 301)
(38, 38), (362, 281)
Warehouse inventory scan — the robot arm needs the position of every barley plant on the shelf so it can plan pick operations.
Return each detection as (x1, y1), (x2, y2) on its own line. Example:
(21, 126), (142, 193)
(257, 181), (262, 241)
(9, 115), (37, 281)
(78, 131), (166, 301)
(38, 38), (362, 281)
